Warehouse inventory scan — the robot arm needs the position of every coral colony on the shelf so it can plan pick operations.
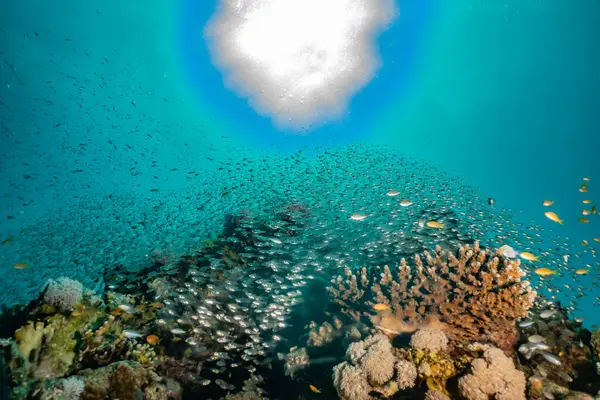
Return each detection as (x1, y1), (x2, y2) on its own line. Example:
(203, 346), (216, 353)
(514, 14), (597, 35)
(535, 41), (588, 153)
(1, 146), (599, 399)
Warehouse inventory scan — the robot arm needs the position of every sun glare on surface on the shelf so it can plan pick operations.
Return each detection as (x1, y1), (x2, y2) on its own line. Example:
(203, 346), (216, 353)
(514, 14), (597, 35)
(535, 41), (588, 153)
(204, 0), (398, 131)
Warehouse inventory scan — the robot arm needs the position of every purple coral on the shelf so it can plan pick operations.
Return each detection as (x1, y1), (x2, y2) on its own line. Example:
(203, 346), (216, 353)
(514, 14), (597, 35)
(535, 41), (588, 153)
(43, 277), (84, 311)
(458, 347), (526, 400)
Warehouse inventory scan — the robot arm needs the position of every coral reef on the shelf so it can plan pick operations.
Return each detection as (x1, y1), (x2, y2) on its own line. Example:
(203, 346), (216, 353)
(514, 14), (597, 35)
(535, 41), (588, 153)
(306, 317), (344, 347)
(410, 328), (448, 353)
(332, 333), (420, 400)
(328, 243), (536, 352)
(281, 346), (309, 377)
(42, 278), (84, 312)
(36, 360), (181, 400)
(592, 329), (600, 375)
(346, 334), (396, 386)
(516, 299), (600, 399)
(40, 376), (85, 400)
(394, 359), (417, 390)
(458, 346), (526, 400)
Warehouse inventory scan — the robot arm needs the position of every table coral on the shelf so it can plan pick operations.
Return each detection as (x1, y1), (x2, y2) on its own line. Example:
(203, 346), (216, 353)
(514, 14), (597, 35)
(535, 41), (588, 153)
(328, 243), (536, 351)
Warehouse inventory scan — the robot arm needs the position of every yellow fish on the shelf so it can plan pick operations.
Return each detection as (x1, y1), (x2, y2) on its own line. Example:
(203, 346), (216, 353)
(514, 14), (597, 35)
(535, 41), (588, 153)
(372, 303), (391, 311)
(350, 213), (367, 221)
(579, 218), (590, 223)
(309, 385), (321, 393)
(582, 240), (588, 246)
(583, 199), (592, 204)
(542, 200), (554, 206)
(594, 238), (600, 242)
(535, 268), (557, 276)
(576, 269), (589, 275)
(12, 263), (28, 269)
(544, 211), (564, 224)
(426, 221), (445, 229)
(582, 209), (591, 215)
(386, 189), (400, 197)
(519, 252), (539, 262)
(580, 183), (589, 193)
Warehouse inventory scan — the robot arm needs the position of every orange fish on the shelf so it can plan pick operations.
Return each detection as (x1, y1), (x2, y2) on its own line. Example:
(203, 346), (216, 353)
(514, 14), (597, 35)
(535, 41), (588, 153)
(594, 238), (600, 242)
(519, 252), (539, 262)
(535, 268), (557, 276)
(372, 303), (391, 311)
(544, 211), (564, 224)
(576, 269), (589, 275)
(426, 221), (445, 229)
(583, 199), (592, 204)
(542, 200), (554, 206)
(146, 335), (160, 345)
(579, 183), (589, 193)
(309, 385), (321, 393)
(579, 218), (590, 223)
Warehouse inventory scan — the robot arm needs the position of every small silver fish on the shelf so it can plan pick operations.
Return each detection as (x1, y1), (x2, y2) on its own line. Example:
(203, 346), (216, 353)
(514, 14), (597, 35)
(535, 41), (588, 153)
(530, 343), (550, 352)
(528, 335), (546, 344)
(122, 330), (143, 338)
(117, 304), (137, 314)
(540, 310), (555, 319)
(540, 351), (561, 366)
(518, 320), (535, 328)
(171, 328), (186, 335)
(557, 371), (573, 382)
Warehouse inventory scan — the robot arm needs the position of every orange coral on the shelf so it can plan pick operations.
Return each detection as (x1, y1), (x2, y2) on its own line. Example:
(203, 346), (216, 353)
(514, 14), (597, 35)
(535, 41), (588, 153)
(328, 243), (536, 351)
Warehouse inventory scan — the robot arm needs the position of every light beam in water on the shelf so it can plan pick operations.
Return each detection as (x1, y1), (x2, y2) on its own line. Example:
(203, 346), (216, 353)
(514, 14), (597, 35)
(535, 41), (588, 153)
(204, 0), (398, 131)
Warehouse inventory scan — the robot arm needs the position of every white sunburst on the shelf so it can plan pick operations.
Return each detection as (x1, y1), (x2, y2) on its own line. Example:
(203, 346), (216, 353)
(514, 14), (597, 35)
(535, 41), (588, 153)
(204, 0), (398, 131)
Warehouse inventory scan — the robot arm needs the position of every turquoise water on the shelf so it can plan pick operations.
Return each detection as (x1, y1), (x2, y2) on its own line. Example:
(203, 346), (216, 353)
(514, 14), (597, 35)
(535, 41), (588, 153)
(1, 1), (600, 399)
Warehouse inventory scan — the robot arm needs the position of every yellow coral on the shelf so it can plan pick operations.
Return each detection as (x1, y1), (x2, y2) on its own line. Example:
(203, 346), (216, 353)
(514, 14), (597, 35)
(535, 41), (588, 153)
(15, 321), (44, 363)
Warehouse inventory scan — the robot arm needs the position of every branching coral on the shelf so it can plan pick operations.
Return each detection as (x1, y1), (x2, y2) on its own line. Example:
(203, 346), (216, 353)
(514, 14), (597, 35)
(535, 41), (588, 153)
(458, 347), (526, 400)
(328, 243), (536, 351)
